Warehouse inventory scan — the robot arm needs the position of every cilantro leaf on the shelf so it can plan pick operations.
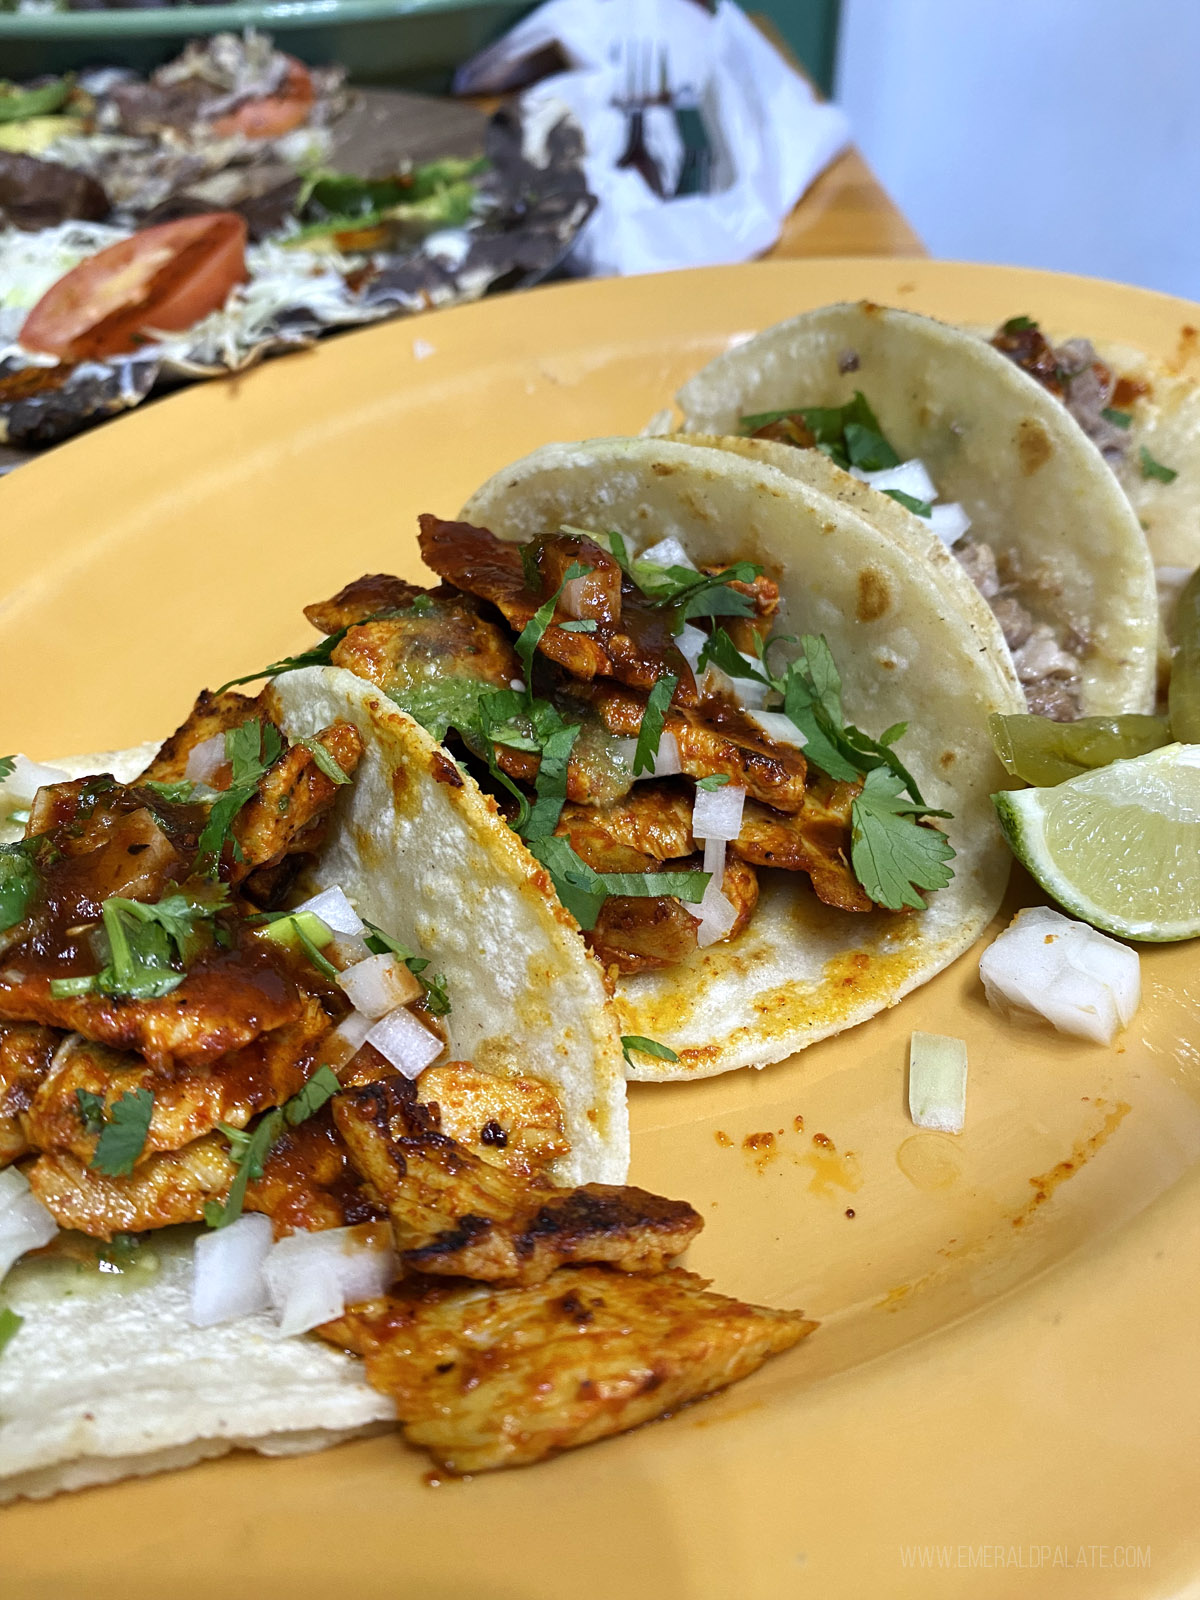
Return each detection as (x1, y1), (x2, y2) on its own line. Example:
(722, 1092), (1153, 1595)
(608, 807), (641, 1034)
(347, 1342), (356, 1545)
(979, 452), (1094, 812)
(558, 619), (598, 634)
(636, 561), (761, 635)
(298, 737), (351, 786)
(363, 920), (452, 1015)
(740, 391), (901, 474)
(215, 608), (409, 694)
(0, 756), (14, 782)
(883, 488), (933, 517)
(696, 774), (731, 791)
(0, 1307), (22, 1356)
(596, 529), (763, 637)
(0, 841), (38, 935)
(528, 836), (709, 931)
(850, 767), (956, 911)
(387, 674), (492, 744)
(293, 917), (340, 979)
(285, 1065), (341, 1126)
(91, 1088), (155, 1177)
(0, 75), (74, 124)
(196, 719), (283, 876)
(204, 1109), (283, 1228)
(1000, 314), (1037, 333)
(633, 674), (678, 777)
(76, 1088), (106, 1134)
(621, 1035), (680, 1067)
(523, 717), (581, 840)
(1139, 446), (1178, 484)
(514, 560), (591, 698)
(1101, 407), (1132, 429)
(206, 1063), (352, 1226)
(140, 778), (198, 803)
(842, 420), (899, 472)
(61, 887), (228, 1001)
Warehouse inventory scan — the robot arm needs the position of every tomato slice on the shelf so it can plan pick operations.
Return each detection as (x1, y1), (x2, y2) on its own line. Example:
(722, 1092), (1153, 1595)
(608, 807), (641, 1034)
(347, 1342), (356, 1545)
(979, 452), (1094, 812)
(20, 213), (248, 363)
(211, 60), (316, 142)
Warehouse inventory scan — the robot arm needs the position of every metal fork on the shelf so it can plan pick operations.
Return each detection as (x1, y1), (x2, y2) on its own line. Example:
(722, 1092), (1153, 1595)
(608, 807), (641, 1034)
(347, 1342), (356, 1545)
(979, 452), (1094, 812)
(613, 39), (668, 198)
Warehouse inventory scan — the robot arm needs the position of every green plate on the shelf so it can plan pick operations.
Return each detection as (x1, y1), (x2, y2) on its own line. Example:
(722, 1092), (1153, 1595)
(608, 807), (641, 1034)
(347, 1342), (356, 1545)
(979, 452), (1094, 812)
(0, 0), (528, 86)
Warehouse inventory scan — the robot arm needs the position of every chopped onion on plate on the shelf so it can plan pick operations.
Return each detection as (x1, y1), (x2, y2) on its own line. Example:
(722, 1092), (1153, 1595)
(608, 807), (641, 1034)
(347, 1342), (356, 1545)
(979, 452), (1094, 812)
(978, 906), (1140, 1045)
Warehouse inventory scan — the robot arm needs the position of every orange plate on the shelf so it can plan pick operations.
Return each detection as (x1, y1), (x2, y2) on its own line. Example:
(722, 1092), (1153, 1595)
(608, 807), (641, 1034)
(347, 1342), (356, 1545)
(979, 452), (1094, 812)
(3, 260), (1200, 1600)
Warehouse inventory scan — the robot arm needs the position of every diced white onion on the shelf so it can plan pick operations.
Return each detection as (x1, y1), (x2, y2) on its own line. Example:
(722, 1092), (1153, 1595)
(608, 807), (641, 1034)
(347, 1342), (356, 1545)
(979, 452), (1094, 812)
(674, 623), (708, 670)
(560, 577), (591, 619)
(324, 1008), (374, 1069)
(184, 733), (228, 784)
(264, 1223), (397, 1337)
(1, 755), (70, 807)
(745, 709), (807, 749)
(652, 731), (682, 777)
(292, 886), (364, 938)
(694, 836), (738, 947)
(978, 905), (1141, 1045)
(928, 502), (972, 547)
(366, 1005), (444, 1078)
(638, 536), (695, 571)
(612, 736), (639, 773)
(692, 782), (746, 842)
(422, 228), (471, 268)
(327, 931), (372, 968)
(727, 658), (772, 710)
(908, 1031), (968, 1133)
(189, 1213), (273, 1328)
(338, 952), (421, 1019)
(852, 458), (938, 503)
(0, 1166), (59, 1282)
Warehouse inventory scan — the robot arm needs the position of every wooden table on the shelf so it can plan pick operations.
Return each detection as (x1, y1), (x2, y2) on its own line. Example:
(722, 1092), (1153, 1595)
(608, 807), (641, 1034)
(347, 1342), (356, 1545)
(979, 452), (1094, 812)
(765, 145), (924, 259)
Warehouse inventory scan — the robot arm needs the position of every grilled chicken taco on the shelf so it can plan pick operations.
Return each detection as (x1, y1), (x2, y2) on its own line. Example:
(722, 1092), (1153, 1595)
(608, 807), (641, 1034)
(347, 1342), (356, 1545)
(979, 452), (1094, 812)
(676, 301), (1159, 721)
(260, 438), (1022, 1082)
(1, 666), (812, 1498)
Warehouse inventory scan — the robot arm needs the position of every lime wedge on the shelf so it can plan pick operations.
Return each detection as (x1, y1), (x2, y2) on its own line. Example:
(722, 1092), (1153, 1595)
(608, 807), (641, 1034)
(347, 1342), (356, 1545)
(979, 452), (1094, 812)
(993, 743), (1200, 942)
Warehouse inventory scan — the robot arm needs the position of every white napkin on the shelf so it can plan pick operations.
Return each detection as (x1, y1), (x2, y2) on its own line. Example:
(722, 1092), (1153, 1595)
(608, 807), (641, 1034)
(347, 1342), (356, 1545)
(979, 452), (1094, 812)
(455, 0), (850, 277)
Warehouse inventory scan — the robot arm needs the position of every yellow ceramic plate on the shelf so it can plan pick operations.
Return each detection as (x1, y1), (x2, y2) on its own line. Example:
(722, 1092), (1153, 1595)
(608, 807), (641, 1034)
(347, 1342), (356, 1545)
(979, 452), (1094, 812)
(4, 260), (1200, 1599)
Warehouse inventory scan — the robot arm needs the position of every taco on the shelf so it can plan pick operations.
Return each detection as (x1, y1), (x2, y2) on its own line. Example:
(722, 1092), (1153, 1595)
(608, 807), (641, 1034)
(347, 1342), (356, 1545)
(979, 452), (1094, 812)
(675, 301), (1159, 721)
(5, 667), (812, 1499)
(976, 313), (1200, 657)
(275, 438), (1021, 1082)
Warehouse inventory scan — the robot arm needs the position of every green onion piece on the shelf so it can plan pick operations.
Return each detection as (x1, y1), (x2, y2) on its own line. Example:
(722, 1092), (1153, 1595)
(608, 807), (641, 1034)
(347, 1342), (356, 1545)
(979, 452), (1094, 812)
(908, 1031), (967, 1134)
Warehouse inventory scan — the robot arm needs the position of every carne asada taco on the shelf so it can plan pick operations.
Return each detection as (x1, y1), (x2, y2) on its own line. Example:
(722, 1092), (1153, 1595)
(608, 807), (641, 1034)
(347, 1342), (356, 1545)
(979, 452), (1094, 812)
(277, 438), (1020, 1081)
(981, 312), (1200, 574)
(1, 663), (810, 1498)
(676, 301), (1159, 721)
